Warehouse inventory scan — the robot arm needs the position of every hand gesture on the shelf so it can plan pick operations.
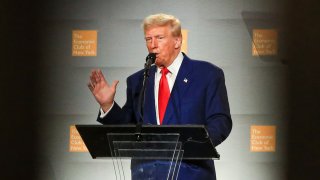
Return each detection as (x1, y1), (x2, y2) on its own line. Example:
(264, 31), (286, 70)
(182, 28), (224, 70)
(88, 69), (119, 112)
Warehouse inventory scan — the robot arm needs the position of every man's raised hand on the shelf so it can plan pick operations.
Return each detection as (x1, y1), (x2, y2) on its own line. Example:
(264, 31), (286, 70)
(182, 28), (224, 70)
(88, 69), (119, 112)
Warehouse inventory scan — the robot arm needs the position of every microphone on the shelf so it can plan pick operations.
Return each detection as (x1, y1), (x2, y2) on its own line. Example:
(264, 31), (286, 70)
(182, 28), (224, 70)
(145, 53), (156, 68)
(136, 53), (156, 141)
(143, 53), (156, 86)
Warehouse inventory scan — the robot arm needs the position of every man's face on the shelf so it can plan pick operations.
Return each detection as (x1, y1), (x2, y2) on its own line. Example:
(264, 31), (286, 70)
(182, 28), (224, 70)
(144, 25), (181, 67)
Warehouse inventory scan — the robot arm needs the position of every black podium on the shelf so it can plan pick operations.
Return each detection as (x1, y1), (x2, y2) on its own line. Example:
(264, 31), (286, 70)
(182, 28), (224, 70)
(76, 124), (219, 180)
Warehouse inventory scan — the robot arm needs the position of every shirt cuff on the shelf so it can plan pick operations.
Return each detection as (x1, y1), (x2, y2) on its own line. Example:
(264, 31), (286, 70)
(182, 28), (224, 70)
(99, 101), (115, 118)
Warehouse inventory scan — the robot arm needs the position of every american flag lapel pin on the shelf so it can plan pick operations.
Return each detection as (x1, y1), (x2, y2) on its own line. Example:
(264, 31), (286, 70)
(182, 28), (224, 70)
(183, 78), (188, 83)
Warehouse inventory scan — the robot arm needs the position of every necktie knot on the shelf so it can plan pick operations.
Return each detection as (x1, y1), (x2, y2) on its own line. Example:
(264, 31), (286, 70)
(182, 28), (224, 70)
(161, 67), (169, 75)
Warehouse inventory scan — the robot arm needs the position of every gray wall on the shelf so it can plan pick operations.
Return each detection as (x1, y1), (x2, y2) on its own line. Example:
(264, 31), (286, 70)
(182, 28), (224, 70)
(36, 0), (288, 179)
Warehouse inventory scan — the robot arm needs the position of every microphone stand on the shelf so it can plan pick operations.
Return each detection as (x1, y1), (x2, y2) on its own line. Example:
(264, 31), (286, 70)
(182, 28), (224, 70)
(136, 53), (156, 141)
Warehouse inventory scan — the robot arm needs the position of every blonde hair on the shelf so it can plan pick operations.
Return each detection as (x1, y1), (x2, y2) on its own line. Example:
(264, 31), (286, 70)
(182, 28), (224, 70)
(142, 13), (182, 37)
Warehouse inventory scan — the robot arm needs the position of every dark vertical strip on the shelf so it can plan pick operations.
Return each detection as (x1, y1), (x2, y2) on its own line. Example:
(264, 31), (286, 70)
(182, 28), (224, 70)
(286, 0), (320, 179)
(0, 0), (40, 179)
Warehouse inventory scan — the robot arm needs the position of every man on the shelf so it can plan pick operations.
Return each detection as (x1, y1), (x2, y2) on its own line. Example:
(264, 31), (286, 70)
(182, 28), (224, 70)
(88, 13), (232, 180)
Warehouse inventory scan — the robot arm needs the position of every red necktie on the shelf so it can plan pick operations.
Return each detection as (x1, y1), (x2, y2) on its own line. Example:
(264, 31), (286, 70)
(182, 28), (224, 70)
(158, 67), (170, 124)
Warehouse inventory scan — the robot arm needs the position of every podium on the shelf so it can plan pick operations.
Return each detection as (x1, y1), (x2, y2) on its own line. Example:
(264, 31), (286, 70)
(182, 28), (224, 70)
(76, 124), (219, 180)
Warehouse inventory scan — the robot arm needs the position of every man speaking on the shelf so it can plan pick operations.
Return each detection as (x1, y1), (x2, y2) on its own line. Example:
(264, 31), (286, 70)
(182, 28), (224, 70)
(88, 13), (232, 180)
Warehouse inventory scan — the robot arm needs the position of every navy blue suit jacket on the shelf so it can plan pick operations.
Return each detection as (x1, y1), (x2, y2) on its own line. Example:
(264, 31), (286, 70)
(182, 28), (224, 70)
(97, 54), (232, 179)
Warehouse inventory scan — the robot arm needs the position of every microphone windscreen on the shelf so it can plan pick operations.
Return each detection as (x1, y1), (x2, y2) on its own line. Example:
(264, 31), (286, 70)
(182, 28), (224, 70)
(146, 53), (156, 63)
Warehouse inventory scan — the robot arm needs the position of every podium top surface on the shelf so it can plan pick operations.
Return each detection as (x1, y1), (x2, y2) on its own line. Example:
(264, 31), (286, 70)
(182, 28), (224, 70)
(76, 124), (219, 159)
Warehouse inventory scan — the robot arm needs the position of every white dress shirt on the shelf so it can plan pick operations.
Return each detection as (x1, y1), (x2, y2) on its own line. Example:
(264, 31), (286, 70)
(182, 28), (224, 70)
(100, 52), (184, 125)
(154, 52), (183, 124)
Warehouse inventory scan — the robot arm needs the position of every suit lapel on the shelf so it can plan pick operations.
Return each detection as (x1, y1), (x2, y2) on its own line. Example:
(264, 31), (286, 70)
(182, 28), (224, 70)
(162, 55), (193, 125)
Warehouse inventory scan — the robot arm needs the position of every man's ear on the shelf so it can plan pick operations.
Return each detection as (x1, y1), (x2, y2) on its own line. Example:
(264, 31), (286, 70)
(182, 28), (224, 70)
(174, 35), (182, 49)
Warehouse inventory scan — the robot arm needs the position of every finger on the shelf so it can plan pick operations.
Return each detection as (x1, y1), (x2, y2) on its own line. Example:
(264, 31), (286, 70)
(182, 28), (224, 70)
(94, 69), (102, 83)
(94, 70), (102, 84)
(87, 83), (94, 91)
(98, 69), (110, 86)
(112, 80), (119, 89)
(90, 74), (97, 85)
(91, 69), (98, 78)
(90, 69), (99, 84)
(98, 69), (107, 82)
(90, 80), (96, 88)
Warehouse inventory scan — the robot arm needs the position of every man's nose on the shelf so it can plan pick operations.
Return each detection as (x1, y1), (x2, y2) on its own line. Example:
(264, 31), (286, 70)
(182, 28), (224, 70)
(151, 39), (158, 48)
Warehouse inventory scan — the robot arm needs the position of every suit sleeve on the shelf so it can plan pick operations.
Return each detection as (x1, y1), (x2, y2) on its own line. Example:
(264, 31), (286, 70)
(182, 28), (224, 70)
(205, 68), (232, 146)
(96, 77), (137, 125)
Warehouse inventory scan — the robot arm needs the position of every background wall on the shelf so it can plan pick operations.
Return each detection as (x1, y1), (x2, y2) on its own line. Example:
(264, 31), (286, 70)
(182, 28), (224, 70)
(1, 0), (320, 180)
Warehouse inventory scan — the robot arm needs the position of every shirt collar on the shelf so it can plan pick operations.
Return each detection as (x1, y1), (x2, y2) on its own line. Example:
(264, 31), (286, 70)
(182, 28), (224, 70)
(157, 52), (184, 75)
